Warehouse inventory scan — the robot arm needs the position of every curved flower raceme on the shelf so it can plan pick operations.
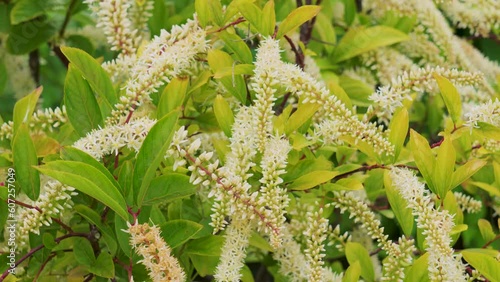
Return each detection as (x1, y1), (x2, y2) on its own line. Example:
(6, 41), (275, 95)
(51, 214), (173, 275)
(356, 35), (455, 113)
(331, 191), (415, 281)
(107, 19), (208, 124)
(254, 38), (394, 156)
(390, 167), (467, 281)
(126, 222), (186, 282)
(439, 0), (500, 37)
(73, 117), (156, 159)
(17, 180), (77, 247)
(0, 106), (68, 141)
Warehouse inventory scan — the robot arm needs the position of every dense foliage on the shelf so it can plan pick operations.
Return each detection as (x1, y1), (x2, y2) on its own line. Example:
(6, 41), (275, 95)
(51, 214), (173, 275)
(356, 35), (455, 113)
(0, 0), (499, 281)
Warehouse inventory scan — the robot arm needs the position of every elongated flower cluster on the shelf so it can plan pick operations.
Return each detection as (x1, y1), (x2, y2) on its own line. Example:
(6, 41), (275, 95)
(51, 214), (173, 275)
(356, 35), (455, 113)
(0, 106), (68, 141)
(439, 0), (500, 37)
(361, 47), (416, 86)
(369, 66), (484, 122)
(73, 117), (156, 159)
(107, 19), (208, 124)
(464, 98), (500, 128)
(126, 222), (186, 282)
(390, 167), (467, 281)
(454, 192), (482, 214)
(331, 191), (415, 281)
(255, 38), (394, 156)
(84, 0), (139, 55)
(213, 219), (253, 282)
(17, 180), (77, 247)
(303, 207), (330, 282)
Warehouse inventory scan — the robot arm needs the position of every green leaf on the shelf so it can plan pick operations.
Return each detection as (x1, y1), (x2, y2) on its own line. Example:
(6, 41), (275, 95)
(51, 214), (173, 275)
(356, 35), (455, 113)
(88, 252), (115, 278)
(314, 13), (336, 54)
(13, 124), (40, 200)
(477, 219), (496, 242)
(404, 252), (430, 282)
(10, 0), (45, 25)
(462, 249), (500, 282)
(249, 232), (273, 252)
(332, 26), (409, 63)
(160, 219), (203, 249)
(276, 5), (321, 39)
(142, 173), (196, 206)
(64, 65), (103, 137)
(450, 159), (487, 189)
(475, 122), (500, 140)
(343, 260), (361, 282)
(433, 74), (462, 124)
(74, 204), (118, 255)
(213, 64), (255, 79)
(288, 170), (339, 190)
(433, 137), (455, 199)
(36, 160), (129, 220)
(345, 242), (375, 282)
(214, 95), (235, 137)
(285, 103), (320, 135)
(219, 31), (253, 64)
(237, 1), (264, 35)
(42, 233), (56, 250)
(12, 86), (42, 136)
(61, 47), (117, 111)
(207, 49), (247, 103)
(469, 181), (500, 197)
(114, 213), (132, 256)
(450, 224), (468, 235)
(185, 235), (224, 256)
(7, 18), (57, 54)
(388, 108), (409, 162)
(0, 59), (6, 94)
(384, 171), (413, 236)
(240, 265), (255, 282)
(195, 0), (211, 27)
(134, 111), (180, 207)
(261, 0), (276, 36)
(73, 237), (95, 267)
(409, 130), (435, 193)
(157, 77), (189, 118)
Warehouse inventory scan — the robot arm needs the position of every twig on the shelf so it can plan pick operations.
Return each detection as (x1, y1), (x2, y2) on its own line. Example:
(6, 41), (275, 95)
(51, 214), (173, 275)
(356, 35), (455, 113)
(208, 17), (246, 34)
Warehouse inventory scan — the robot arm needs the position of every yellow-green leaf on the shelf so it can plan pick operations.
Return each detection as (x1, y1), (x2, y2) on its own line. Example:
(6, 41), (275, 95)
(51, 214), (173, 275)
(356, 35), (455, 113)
(262, 0), (276, 36)
(409, 130), (435, 193)
(469, 181), (500, 197)
(237, 1), (264, 34)
(433, 73), (462, 124)
(285, 103), (320, 135)
(384, 171), (414, 236)
(343, 260), (361, 282)
(450, 159), (487, 189)
(13, 124), (40, 200)
(157, 77), (189, 118)
(345, 242), (375, 282)
(462, 249), (500, 282)
(389, 108), (409, 163)
(332, 26), (409, 63)
(214, 95), (235, 137)
(478, 219), (496, 242)
(288, 170), (339, 190)
(404, 252), (430, 282)
(213, 64), (255, 79)
(12, 86), (42, 137)
(434, 136), (456, 199)
(276, 5), (321, 39)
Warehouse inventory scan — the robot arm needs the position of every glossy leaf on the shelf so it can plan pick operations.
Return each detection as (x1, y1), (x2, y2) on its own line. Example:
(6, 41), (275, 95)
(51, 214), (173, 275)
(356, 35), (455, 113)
(332, 26), (409, 63)
(157, 77), (189, 118)
(134, 111), (179, 207)
(73, 237), (95, 267)
(462, 249), (500, 282)
(343, 260), (361, 282)
(345, 242), (374, 282)
(36, 160), (128, 220)
(13, 124), (40, 200)
(89, 252), (115, 278)
(450, 159), (487, 189)
(10, 0), (45, 25)
(276, 5), (321, 39)
(404, 252), (430, 282)
(160, 219), (203, 249)
(477, 219), (496, 242)
(207, 49), (247, 103)
(64, 65), (103, 137)
(288, 170), (339, 190)
(237, 1), (264, 34)
(388, 108), (409, 162)
(142, 173), (196, 206)
(61, 47), (117, 111)
(7, 19), (57, 54)
(285, 103), (320, 135)
(74, 204), (118, 255)
(261, 0), (276, 36)
(409, 130), (435, 192)
(469, 181), (500, 197)
(219, 31), (253, 64)
(12, 86), (42, 136)
(433, 73), (462, 124)
(384, 171), (413, 236)
(214, 94), (235, 137)
(433, 137), (455, 199)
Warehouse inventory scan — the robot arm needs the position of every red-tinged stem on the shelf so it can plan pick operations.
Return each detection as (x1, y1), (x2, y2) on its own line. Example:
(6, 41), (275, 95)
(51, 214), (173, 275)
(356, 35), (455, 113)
(208, 17), (246, 34)
(0, 233), (88, 281)
(430, 138), (444, 148)
(482, 234), (500, 248)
